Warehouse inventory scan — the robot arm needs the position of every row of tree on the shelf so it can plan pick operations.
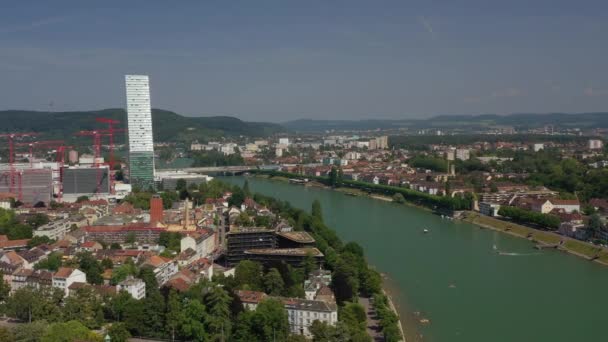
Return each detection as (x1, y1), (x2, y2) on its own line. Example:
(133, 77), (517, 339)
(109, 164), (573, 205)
(497, 206), (561, 230)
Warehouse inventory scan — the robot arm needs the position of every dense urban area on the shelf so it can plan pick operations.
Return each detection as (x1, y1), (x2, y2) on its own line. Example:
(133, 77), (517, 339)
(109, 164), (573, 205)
(0, 76), (607, 342)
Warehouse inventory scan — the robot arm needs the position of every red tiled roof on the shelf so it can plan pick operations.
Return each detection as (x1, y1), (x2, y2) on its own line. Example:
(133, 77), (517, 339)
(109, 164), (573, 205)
(236, 290), (267, 304)
(54, 267), (74, 278)
(550, 199), (580, 205)
(165, 277), (190, 292)
(0, 239), (30, 249)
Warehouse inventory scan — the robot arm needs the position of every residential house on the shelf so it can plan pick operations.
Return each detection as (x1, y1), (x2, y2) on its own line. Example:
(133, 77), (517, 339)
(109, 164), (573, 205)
(180, 229), (215, 260)
(142, 255), (178, 285)
(283, 297), (338, 337)
(117, 275), (146, 300)
(549, 199), (581, 214)
(52, 267), (87, 296)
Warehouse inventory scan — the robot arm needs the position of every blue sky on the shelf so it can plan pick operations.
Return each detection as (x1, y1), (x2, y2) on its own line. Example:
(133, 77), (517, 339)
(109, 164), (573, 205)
(1, 0), (607, 122)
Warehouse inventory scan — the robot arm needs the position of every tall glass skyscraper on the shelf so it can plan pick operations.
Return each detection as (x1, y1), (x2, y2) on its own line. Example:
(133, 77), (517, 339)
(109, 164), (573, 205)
(125, 75), (155, 190)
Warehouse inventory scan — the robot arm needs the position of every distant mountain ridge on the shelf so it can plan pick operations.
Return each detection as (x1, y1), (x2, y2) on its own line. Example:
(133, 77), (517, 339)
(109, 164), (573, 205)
(0, 108), (285, 142)
(284, 112), (608, 132)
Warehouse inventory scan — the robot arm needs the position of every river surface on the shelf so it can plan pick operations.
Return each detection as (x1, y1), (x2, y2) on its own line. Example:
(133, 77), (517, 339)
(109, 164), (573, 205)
(222, 176), (608, 342)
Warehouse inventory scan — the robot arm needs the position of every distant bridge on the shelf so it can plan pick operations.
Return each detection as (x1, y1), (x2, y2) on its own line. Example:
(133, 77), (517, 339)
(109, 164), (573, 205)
(157, 165), (280, 174)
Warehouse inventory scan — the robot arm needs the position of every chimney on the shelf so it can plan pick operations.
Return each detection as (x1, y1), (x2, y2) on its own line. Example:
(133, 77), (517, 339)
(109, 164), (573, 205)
(150, 195), (163, 225)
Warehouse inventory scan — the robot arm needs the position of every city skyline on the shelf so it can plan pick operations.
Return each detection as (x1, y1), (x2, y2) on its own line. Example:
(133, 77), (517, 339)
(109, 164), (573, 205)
(1, 1), (607, 122)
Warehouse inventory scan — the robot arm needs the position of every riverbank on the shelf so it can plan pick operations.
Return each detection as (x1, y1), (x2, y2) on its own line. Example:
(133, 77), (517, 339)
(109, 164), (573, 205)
(223, 175), (608, 341)
(463, 211), (608, 266)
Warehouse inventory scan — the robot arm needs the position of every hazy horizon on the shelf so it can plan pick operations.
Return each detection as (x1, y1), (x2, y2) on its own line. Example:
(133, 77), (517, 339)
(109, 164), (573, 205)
(2, 1), (608, 121)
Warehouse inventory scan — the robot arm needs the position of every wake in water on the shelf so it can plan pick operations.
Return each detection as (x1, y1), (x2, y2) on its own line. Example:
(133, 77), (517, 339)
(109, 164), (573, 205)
(493, 244), (541, 256)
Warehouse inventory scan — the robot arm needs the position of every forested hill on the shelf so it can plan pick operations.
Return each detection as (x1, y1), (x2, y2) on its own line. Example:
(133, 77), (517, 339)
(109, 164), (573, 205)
(284, 112), (608, 132)
(0, 109), (285, 142)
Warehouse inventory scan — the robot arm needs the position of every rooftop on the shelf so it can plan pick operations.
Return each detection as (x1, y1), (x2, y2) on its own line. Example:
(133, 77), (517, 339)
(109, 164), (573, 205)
(228, 226), (274, 234)
(277, 231), (315, 244)
(245, 247), (324, 257)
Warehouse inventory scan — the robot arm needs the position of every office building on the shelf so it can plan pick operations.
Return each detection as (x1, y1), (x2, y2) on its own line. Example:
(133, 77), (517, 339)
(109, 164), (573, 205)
(588, 139), (604, 150)
(226, 227), (277, 266)
(125, 75), (155, 190)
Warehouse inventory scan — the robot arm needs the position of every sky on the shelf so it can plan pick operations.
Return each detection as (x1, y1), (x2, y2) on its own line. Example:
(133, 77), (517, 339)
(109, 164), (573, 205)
(1, 0), (607, 122)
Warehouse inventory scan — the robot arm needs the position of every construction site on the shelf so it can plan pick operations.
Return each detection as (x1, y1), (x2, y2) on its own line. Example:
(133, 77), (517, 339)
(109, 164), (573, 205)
(0, 117), (129, 205)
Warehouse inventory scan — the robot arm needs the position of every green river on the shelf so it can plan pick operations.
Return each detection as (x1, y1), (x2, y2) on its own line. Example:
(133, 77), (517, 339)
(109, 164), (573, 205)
(222, 176), (608, 342)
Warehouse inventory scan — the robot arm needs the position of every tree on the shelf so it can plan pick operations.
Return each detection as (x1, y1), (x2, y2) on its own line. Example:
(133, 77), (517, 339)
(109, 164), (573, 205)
(125, 232), (137, 246)
(6, 287), (61, 323)
(41, 320), (102, 342)
(243, 180), (252, 198)
(101, 258), (114, 270)
(62, 287), (104, 329)
(312, 199), (323, 222)
(111, 262), (138, 285)
(250, 299), (290, 341)
(588, 214), (603, 234)
(166, 290), (183, 341)
(27, 235), (53, 248)
(332, 254), (360, 304)
(179, 299), (208, 341)
(0, 271), (10, 303)
(108, 322), (131, 342)
(263, 268), (285, 295)
(176, 178), (187, 192)
(204, 285), (233, 341)
(0, 327), (12, 342)
(329, 167), (338, 187)
(34, 252), (63, 272)
(235, 260), (263, 291)
(76, 196), (90, 203)
(392, 193), (405, 204)
(12, 321), (49, 342)
(26, 213), (50, 228)
(77, 252), (104, 284)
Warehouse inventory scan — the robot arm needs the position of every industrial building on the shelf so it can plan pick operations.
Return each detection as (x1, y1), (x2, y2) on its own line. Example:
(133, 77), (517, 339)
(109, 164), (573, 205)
(0, 168), (53, 204)
(84, 225), (165, 244)
(155, 170), (213, 190)
(62, 166), (110, 202)
(125, 75), (156, 190)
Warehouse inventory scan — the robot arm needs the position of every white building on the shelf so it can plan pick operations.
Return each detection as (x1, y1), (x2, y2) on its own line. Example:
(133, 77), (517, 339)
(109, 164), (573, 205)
(117, 275), (146, 300)
(125, 74), (156, 189)
(143, 255), (178, 285)
(533, 143), (544, 152)
(52, 267), (87, 296)
(279, 138), (290, 146)
(180, 230), (215, 259)
(275, 148), (283, 157)
(455, 149), (470, 161)
(34, 218), (73, 240)
(284, 298), (338, 337)
(549, 199), (581, 213)
(588, 139), (604, 150)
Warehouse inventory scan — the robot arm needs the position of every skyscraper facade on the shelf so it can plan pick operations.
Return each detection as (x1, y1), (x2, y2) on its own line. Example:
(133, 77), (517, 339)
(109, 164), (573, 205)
(125, 75), (155, 190)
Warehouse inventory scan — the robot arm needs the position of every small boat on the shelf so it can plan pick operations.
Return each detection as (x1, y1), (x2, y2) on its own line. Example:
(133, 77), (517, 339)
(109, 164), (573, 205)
(423, 229), (429, 234)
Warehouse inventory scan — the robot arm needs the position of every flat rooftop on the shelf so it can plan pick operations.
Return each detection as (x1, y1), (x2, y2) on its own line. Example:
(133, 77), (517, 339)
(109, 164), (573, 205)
(228, 226), (274, 234)
(277, 231), (315, 244)
(245, 247), (323, 257)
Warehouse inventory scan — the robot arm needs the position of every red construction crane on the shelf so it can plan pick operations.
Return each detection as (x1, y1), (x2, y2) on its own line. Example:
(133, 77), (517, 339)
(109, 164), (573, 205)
(15, 140), (64, 168)
(0, 133), (39, 193)
(55, 145), (73, 202)
(95, 118), (121, 172)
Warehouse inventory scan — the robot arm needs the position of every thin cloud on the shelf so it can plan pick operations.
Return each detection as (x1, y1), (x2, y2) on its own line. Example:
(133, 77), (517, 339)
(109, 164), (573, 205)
(584, 87), (608, 97)
(492, 88), (522, 98)
(0, 16), (68, 34)
(418, 16), (436, 39)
